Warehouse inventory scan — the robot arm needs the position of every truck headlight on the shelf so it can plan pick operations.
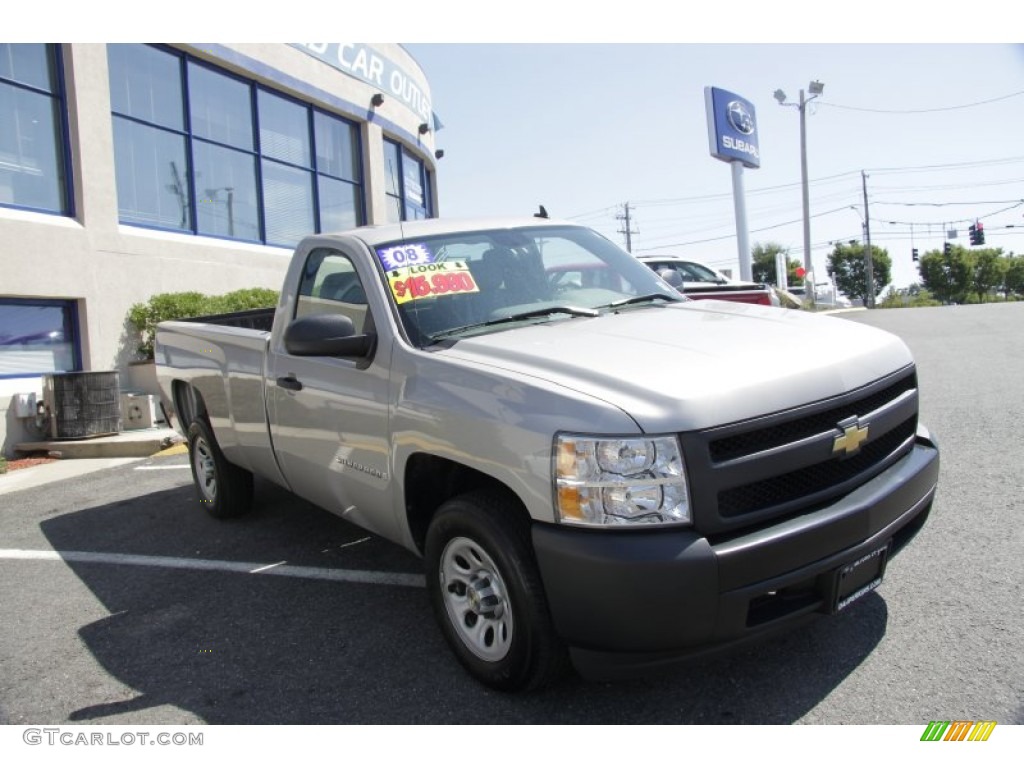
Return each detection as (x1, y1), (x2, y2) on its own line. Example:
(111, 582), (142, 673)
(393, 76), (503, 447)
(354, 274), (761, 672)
(554, 434), (691, 527)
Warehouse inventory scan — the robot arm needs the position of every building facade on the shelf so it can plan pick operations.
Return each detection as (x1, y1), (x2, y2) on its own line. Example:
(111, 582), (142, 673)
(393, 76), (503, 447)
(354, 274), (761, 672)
(0, 43), (439, 455)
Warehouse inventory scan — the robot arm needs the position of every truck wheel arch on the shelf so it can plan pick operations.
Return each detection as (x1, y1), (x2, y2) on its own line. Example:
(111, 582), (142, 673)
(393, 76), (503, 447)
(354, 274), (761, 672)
(172, 380), (208, 430)
(404, 453), (530, 555)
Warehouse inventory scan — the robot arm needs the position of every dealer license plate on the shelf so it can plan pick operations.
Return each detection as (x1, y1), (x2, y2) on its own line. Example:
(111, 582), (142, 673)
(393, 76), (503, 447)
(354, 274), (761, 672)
(827, 542), (891, 614)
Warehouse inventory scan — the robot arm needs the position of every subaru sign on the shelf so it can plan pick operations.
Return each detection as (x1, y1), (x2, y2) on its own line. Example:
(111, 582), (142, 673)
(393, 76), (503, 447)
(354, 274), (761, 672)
(705, 87), (760, 169)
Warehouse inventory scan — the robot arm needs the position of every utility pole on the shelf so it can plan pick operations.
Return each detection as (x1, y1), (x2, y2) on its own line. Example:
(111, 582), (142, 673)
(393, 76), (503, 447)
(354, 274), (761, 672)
(862, 171), (875, 308)
(617, 202), (637, 253)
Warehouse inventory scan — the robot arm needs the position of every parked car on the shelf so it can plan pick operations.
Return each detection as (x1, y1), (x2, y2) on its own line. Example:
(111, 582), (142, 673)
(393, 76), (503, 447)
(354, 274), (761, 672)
(637, 255), (776, 305)
(156, 217), (938, 691)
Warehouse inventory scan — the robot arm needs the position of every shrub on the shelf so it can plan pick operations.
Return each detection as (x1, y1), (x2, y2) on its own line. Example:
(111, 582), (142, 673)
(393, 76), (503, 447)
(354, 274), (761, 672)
(128, 288), (279, 359)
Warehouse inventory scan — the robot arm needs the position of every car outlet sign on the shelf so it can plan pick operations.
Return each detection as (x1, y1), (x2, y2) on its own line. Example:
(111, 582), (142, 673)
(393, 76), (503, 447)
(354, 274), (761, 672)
(705, 87), (760, 169)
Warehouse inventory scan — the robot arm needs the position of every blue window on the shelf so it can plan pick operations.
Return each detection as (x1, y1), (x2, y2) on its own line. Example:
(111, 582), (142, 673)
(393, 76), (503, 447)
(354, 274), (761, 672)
(108, 44), (366, 247)
(383, 138), (432, 223)
(0, 44), (70, 215)
(0, 298), (81, 378)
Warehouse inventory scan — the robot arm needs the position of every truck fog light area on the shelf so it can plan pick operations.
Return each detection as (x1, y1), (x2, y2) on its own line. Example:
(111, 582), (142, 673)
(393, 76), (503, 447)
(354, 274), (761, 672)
(554, 434), (691, 527)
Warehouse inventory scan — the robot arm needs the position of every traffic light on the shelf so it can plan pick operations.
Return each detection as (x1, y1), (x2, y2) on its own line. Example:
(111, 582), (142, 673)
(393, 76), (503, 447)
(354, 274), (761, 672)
(912, 248), (919, 261)
(969, 224), (978, 245)
(943, 242), (952, 256)
(976, 222), (985, 245)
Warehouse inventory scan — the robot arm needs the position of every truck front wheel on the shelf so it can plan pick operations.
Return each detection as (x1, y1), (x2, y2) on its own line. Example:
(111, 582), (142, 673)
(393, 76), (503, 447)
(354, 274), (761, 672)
(425, 491), (567, 691)
(187, 419), (253, 519)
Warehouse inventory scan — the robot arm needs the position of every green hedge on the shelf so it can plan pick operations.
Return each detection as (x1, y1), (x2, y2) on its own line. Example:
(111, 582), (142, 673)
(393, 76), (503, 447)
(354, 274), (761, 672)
(128, 288), (280, 359)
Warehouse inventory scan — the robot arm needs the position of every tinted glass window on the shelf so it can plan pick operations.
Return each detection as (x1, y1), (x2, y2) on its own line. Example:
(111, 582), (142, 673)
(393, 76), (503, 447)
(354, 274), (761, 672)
(383, 140), (401, 196)
(193, 142), (259, 240)
(0, 44), (68, 215)
(0, 300), (78, 376)
(188, 63), (253, 150)
(112, 118), (191, 230)
(0, 43), (54, 90)
(107, 44), (183, 129)
(0, 84), (66, 211)
(258, 90), (310, 166)
(317, 176), (359, 233)
(262, 160), (313, 246)
(108, 45), (365, 243)
(314, 111), (359, 182)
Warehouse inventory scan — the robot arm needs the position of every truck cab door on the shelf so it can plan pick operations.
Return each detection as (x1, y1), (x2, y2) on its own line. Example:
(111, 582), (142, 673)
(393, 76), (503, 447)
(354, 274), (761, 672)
(266, 246), (394, 539)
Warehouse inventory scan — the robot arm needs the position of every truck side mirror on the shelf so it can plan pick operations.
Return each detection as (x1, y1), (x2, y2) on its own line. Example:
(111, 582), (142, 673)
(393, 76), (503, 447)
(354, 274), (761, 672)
(284, 314), (375, 358)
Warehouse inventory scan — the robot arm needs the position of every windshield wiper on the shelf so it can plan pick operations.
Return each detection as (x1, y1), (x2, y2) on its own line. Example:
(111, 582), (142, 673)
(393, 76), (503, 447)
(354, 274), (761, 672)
(607, 293), (681, 308)
(429, 306), (599, 341)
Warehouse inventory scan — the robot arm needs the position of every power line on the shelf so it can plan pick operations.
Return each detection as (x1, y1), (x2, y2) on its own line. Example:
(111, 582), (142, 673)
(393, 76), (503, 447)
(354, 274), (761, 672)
(820, 90), (1024, 114)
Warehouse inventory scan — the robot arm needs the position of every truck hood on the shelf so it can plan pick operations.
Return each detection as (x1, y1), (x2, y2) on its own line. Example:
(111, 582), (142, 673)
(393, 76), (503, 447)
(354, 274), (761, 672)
(438, 302), (913, 432)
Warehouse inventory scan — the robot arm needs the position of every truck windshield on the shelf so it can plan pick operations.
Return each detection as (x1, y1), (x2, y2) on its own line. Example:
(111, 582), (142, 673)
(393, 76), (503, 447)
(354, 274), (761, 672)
(373, 225), (680, 345)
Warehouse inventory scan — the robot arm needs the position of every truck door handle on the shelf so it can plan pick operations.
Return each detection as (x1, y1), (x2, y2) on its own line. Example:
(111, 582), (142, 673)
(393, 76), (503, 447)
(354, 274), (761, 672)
(276, 375), (303, 392)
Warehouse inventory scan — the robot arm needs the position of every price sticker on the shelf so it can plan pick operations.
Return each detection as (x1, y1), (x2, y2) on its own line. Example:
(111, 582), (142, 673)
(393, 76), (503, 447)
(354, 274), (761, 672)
(377, 243), (435, 271)
(388, 261), (480, 305)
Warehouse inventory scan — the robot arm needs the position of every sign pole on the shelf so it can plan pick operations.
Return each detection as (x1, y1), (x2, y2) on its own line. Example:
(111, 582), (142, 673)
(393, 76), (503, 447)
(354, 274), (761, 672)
(731, 160), (752, 281)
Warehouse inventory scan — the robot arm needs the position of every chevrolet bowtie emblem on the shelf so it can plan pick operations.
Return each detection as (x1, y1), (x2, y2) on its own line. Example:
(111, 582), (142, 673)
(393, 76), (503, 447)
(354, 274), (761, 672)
(833, 418), (869, 457)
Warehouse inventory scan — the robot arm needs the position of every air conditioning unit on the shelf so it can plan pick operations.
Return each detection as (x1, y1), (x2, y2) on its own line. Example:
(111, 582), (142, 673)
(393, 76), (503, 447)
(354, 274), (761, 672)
(42, 371), (121, 439)
(120, 393), (161, 430)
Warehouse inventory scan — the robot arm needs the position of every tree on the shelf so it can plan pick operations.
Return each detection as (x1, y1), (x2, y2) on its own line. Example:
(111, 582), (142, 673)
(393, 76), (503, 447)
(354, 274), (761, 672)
(970, 249), (1006, 302)
(1005, 256), (1024, 298)
(751, 242), (802, 286)
(917, 246), (971, 304)
(826, 242), (891, 304)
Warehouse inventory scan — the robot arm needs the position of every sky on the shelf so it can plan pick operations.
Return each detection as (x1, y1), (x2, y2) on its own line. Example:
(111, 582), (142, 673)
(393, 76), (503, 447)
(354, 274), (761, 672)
(405, 41), (1024, 291)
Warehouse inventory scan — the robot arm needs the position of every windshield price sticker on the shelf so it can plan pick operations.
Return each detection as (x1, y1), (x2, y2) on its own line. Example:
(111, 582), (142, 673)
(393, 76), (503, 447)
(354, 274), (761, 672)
(388, 261), (479, 305)
(377, 243), (435, 271)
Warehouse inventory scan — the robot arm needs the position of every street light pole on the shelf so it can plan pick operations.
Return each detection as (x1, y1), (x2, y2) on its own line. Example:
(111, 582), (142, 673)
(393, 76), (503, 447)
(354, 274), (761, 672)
(798, 89), (814, 308)
(776, 81), (824, 309)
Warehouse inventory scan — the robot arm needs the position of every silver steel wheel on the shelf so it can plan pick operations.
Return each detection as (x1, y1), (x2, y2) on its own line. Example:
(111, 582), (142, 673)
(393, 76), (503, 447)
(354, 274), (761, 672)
(439, 536), (514, 662)
(192, 434), (217, 501)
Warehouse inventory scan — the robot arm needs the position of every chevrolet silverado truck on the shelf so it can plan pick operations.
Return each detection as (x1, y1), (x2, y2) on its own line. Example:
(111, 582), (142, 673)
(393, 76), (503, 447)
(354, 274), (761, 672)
(155, 217), (939, 692)
(637, 255), (777, 305)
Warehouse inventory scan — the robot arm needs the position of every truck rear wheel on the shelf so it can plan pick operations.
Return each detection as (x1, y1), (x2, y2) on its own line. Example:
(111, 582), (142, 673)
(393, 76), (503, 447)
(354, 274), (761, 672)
(187, 419), (253, 519)
(425, 490), (568, 691)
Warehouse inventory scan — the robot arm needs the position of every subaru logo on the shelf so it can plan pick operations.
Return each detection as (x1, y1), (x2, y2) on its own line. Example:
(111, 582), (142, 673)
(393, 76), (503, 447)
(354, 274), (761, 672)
(726, 100), (755, 135)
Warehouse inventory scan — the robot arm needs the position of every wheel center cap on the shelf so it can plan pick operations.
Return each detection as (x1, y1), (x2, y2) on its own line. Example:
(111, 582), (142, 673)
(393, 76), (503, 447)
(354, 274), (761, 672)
(467, 575), (504, 619)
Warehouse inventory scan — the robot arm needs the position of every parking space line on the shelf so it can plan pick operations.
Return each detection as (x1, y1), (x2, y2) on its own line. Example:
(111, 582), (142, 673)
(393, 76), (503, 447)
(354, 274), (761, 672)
(0, 548), (425, 588)
(134, 465), (190, 470)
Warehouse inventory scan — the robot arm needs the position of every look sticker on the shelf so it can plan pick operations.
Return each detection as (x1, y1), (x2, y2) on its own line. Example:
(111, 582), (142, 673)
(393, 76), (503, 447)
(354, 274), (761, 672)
(377, 243), (434, 271)
(388, 261), (480, 305)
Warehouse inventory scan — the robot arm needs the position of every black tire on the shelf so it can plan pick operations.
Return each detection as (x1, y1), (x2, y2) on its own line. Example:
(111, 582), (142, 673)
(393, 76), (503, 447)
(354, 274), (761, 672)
(425, 490), (568, 692)
(187, 419), (253, 519)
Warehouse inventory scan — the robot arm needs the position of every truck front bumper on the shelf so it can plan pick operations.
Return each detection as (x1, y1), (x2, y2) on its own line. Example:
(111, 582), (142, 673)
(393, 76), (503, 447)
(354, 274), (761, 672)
(531, 430), (939, 680)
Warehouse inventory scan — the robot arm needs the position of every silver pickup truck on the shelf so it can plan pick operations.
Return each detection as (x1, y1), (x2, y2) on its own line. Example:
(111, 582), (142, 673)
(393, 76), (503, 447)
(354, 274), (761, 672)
(155, 217), (939, 691)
